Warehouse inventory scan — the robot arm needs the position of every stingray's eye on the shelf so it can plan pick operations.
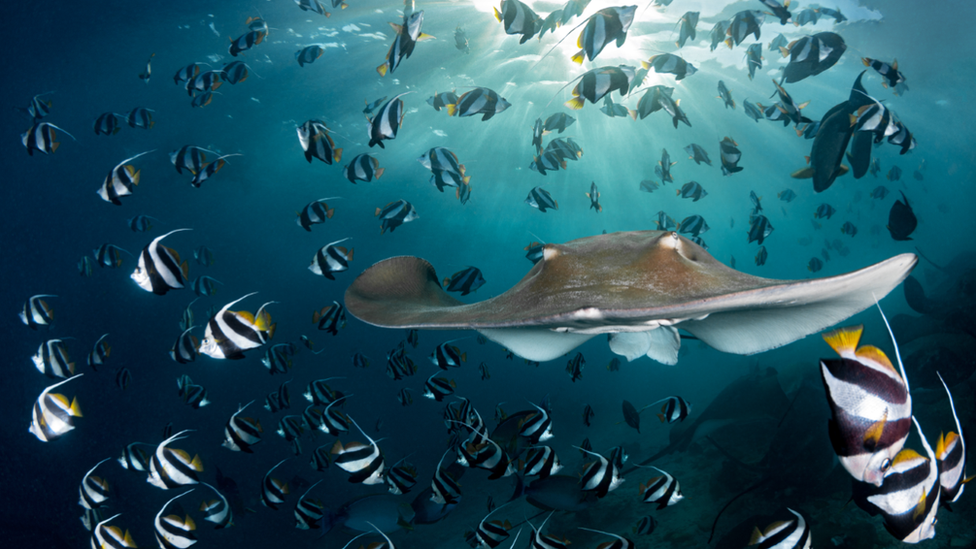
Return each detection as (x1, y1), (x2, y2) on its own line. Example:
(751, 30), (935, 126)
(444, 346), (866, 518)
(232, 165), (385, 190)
(881, 458), (891, 472)
(670, 231), (678, 240)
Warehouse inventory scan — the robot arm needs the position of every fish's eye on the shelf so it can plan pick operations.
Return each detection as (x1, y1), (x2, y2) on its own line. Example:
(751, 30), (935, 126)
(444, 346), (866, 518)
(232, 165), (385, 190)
(881, 458), (891, 471)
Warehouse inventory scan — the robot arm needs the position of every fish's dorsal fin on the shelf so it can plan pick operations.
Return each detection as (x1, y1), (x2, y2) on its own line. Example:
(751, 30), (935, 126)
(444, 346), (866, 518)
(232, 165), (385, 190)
(874, 299), (909, 391)
(822, 324), (862, 357)
(936, 371), (964, 457)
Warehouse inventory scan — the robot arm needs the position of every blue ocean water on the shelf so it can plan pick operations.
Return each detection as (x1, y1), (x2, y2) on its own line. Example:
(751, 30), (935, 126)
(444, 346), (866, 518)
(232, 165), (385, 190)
(3, 0), (974, 547)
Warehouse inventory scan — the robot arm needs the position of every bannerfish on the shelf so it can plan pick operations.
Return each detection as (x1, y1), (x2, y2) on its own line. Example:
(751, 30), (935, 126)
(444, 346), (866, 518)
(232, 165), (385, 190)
(198, 293), (276, 360)
(22, 121), (75, 156)
(368, 93), (409, 148)
(494, 0), (541, 44)
(820, 323), (911, 486)
(564, 66), (636, 110)
(131, 229), (190, 295)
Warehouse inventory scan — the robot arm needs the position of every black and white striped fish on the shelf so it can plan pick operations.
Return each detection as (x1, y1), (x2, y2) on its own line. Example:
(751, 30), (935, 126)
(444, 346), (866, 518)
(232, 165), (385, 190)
(565, 66), (635, 110)
(169, 145), (214, 175)
(25, 92), (53, 120)
(22, 121), (75, 155)
(297, 120), (342, 164)
(20, 294), (55, 329)
(295, 44), (325, 67)
(649, 396), (691, 423)
(170, 327), (199, 364)
(443, 267), (486, 296)
(935, 372), (970, 508)
(468, 501), (513, 549)
(643, 53), (697, 80)
(459, 427), (514, 479)
(525, 186), (558, 212)
(78, 458), (112, 510)
(525, 446), (562, 478)
(297, 196), (340, 231)
(294, 480), (325, 529)
(377, 11), (427, 76)
(321, 395), (352, 435)
(262, 459), (290, 509)
(430, 339), (467, 369)
(332, 418), (384, 484)
(191, 276), (222, 297)
(97, 150), (154, 205)
(820, 322), (912, 486)
(309, 238), (354, 280)
(154, 490), (197, 549)
(199, 293), (276, 360)
(277, 415), (304, 441)
(90, 514), (137, 549)
(93, 112), (123, 135)
(633, 516), (656, 536)
(126, 107), (154, 129)
(639, 465), (682, 509)
(376, 199), (419, 233)
(33, 338), (74, 378)
(302, 405), (326, 432)
(131, 229), (191, 295)
(853, 417), (940, 543)
(582, 404), (594, 427)
(577, 447), (623, 498)
(314, 301), (346, 334)
(93, 243), (130, 268)
(189, 154), (238, 188)
(430, 449), (462, 504)
(494, 0), (541, 44)
(30, 374), (83, 442)
(368, 93), (410, 148)
(88, 333), (111, 370)
(530, 151), (563, 175)
(387, 457), (418, 494)
(305, 377), (344, 406)
(343, 153), (384, 183)
(747, 508), (811, 549)
(424, 372), (457, 402)
(115, 366), (132, 390)
(199, 482), (233, 529)
(177, 375), (209, 409)
(566, 352), (584, 382)
(119, 442), (152, 471)
(448, 87), (511, 121)
(608, 446), (628, 470)
(264, 381), (290, 413)
(222, 401), (262, 453)
(311, 445), (332, 472)
(262, 343), (294, 374)
(397, 387), (413, 406)
(148, 430), (203, 490)
(570, 6), (637, 64)
(519, 401), (554, 443)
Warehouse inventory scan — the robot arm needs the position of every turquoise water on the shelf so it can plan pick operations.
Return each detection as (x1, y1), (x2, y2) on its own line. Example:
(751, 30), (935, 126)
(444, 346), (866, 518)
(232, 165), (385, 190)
(3, 0), (973, 547)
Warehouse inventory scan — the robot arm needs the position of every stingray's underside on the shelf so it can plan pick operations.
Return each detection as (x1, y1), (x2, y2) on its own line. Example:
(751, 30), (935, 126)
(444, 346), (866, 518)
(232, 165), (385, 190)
(345, 231), (917, 362)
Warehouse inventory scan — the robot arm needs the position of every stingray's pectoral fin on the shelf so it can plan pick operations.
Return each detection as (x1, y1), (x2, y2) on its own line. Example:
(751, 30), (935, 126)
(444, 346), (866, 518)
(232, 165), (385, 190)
(681, 253), (917, 355)
(344, 256), (466, 326)
(478, 328), (596, 363)
(608, 326), (681, 365)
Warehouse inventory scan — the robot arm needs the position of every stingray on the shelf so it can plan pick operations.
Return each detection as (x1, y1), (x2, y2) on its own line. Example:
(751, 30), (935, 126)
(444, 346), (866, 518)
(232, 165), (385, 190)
(345, 231), (916, 363)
